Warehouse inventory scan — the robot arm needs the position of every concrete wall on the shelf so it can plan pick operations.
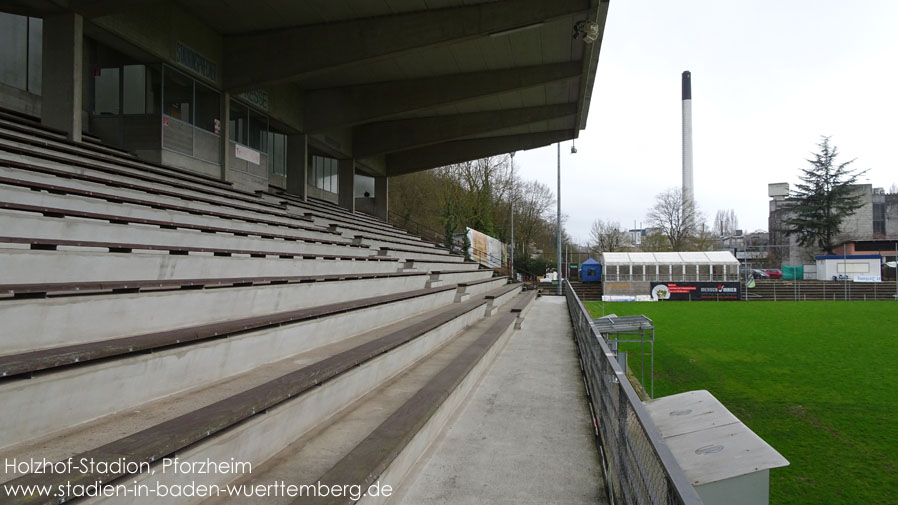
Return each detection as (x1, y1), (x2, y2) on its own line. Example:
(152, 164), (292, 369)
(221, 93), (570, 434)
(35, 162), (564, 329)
(0, 81), (40, 117)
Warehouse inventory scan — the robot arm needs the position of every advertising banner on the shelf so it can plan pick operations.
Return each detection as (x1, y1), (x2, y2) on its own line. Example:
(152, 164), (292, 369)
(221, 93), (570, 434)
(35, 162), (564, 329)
(650, 282), (741, 301)
(461, 228), (506, 269)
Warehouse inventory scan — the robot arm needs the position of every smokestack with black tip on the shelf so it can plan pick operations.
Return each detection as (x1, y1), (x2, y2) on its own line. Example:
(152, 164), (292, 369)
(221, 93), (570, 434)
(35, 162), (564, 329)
(682, 70), (694, 207)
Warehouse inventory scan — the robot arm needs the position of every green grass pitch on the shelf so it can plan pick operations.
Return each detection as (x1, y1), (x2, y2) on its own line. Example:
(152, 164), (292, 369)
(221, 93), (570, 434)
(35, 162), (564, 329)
(583, 300), (898, 505)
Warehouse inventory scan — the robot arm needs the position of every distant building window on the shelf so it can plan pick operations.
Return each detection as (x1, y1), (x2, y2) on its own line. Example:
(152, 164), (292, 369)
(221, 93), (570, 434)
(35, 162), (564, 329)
(873, 202), (885, 235)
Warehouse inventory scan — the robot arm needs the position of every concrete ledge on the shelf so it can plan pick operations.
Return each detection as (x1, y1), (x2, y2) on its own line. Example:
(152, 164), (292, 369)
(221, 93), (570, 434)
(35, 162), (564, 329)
(0, 249), (400, 285)
(0, 274), (433, 354)
(0, 288), (459, 448)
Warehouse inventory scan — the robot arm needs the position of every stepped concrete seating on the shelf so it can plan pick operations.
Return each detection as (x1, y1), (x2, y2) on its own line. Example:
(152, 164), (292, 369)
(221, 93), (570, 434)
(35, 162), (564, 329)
(271, 191), (415, 240)
(0, 284), (530, 505)
(0, 142), (453, 259)
(0, 247), (401, 285)
(749, 279), (898, 301)
(0, 117), (528, 505)
(0, 116), (457, 260)
(0, 108), (234, 189)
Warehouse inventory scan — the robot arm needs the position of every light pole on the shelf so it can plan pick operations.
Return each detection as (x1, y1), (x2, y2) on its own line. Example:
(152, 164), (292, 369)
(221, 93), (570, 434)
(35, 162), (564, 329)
(509, 151), (515, 280)
(557, 142), (562, 295)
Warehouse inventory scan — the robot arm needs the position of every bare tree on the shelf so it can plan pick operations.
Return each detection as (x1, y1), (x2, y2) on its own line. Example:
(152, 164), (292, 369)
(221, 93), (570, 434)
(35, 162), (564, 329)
(712, 209), (739, 237)
(589, 219), (629, 253)
(647, 187), (698, 251)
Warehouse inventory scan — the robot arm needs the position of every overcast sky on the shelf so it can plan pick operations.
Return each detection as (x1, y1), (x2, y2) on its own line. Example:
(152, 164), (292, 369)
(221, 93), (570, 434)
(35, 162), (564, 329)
(513, 0), (898, 244)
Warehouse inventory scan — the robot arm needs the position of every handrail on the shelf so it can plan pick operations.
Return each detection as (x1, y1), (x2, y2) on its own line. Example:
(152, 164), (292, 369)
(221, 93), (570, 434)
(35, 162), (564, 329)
(563, 279), (703, 505)
(386, 210), (445, 247)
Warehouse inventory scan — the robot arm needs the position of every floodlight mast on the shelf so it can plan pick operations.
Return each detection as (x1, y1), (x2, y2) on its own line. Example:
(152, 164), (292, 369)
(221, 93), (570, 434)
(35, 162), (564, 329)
(557, 142), (562, 296)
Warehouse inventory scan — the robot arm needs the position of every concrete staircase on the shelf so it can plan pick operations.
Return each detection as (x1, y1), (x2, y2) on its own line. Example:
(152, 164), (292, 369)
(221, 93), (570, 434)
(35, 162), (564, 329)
(0, 114), (539, 504)
(568, 280), (604, 301)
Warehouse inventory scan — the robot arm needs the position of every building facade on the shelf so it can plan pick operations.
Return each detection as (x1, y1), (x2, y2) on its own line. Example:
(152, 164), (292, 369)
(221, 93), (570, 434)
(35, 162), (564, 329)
(768, 182), (898, 265)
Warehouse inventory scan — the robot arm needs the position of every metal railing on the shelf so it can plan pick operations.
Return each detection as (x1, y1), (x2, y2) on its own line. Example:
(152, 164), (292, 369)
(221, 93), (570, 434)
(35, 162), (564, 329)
(564, 280), (703, 505)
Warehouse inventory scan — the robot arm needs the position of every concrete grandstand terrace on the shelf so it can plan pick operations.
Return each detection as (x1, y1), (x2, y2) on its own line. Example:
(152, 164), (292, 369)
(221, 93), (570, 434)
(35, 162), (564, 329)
(0, 2), (616, 502)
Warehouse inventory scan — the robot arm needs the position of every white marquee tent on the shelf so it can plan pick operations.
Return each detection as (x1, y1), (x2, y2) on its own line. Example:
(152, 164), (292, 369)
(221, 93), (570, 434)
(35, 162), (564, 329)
(602, 251), (740, 282)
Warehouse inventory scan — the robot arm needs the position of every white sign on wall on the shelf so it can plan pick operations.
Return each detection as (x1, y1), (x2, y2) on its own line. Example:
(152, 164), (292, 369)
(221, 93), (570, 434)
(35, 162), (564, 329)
(235, 144), (260, 165)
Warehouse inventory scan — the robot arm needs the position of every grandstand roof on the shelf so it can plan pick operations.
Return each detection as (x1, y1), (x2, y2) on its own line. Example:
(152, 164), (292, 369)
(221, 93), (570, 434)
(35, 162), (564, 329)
(602, 251), (740, 266)
(11, 0), (608, 176)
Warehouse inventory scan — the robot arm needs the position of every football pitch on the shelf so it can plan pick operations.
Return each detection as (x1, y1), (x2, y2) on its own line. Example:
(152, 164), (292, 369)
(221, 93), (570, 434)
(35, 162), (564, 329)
(583, 300), (898, 505)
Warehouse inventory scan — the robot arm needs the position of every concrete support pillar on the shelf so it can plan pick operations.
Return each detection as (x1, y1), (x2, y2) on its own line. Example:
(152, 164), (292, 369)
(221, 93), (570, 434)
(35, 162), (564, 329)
(286, 134), (308, 200)
(374, 175), (388, 220)
(41, 12), (83, 142)
(338, 158), (355, 212)
(219, 92), (231, 181)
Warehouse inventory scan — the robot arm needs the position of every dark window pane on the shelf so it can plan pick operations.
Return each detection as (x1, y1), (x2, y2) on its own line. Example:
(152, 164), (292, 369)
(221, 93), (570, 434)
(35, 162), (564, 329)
(27, 17), (41, 94)
(123, 65), (146, 114)
(248, 109), (267, 150)
(195, 81), (220, 134)
(0, 14), (27, 90)
(163, 67), (193, 123)
(94, 67), (120, 115)
(229, 99), (247, 144)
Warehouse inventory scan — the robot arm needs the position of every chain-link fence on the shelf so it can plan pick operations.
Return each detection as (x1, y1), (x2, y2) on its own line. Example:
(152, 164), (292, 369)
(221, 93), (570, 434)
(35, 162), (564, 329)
(564, 280), (703, 505)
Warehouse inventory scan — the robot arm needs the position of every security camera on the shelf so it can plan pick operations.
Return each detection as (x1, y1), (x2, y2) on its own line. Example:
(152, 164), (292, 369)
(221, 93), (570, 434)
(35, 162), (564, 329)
(571, 145), (578, 154)
(573, 20), (600, 44)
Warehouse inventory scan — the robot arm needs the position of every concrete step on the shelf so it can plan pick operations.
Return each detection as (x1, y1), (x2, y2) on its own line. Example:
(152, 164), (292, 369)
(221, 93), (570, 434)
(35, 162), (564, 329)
(0, 160), (440, 255)
(0, 248), (400, 285)
(0, 160), (316, 233)
(0, 211), (376, 259)
(0, 287), (516, 504)
(0, 182), (340, 243)
(378, 246), (465, 263)
(0, 285), (459, 449)
(402, 259), (482, 272)
(205, 294), (531, 505)
(0, 140), (280, 218)
(0, 272), (434, 355)
(0, 125), (236, 193)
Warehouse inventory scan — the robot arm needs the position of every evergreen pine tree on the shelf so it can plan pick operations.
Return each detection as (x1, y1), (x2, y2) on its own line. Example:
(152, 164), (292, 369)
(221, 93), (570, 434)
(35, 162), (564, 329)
(785, 137), (868, 254)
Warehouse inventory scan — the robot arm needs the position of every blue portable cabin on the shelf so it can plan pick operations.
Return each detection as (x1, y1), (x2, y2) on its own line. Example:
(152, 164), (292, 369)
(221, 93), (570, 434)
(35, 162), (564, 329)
(581, 258), (602, 283)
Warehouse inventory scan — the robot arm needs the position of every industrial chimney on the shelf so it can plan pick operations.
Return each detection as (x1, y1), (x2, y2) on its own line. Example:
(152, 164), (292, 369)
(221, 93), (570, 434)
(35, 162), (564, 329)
(682, 71), (694, 207)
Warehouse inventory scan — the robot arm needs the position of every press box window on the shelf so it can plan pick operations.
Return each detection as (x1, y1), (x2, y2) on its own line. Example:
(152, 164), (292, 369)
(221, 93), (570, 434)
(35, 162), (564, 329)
(163, 68), (193, 123)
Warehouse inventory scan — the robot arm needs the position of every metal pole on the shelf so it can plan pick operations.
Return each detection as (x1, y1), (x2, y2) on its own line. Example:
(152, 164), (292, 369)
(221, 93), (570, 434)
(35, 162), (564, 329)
(509, 151), (515, 280)
(844, 252), (848, 300)
(557, 142), (562, 296)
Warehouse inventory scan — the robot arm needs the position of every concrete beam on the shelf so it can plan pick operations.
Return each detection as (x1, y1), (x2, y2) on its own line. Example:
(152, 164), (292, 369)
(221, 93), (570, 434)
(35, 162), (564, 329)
(338, 158), (355, 212)
(354, 103), (577, 158)
(223, 0), (588, 90)
(68, 0), (164, 18)
(387, 130), (575, 176)
(374, 176), (388, 221)
(286, 133), (309, 200)
(304, 62), (581, 132)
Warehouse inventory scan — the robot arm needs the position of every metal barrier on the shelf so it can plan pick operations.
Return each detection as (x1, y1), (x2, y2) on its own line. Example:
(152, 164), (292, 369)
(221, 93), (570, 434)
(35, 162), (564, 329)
(563, 280), (703, 505)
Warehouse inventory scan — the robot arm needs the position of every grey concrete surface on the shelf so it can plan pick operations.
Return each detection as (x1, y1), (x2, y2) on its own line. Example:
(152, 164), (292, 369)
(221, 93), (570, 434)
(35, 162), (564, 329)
(394, 296), (607, 505)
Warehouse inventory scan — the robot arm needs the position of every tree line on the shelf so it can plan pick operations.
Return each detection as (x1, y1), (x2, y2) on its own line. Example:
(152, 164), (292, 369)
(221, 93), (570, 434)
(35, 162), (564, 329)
(388, 155), (567, 276)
